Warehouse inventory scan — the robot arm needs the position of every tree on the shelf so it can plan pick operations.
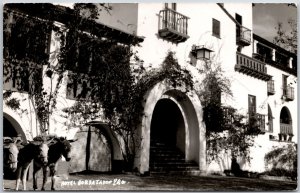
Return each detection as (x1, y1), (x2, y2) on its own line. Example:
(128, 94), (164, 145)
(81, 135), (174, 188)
(198, 57), (256, 172)
(273, 19), (297, 53)
(3, 4), (194, 171)
(264, 144), (297, 180)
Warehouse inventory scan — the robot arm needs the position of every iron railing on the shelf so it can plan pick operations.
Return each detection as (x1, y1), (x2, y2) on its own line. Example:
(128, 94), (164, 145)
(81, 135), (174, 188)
(282, 86), (294, 101)
(236, 25), (251, 46)
(280, 123), (293, 134)
(159, 8), (189, 35)
(235, 52), (271, 81)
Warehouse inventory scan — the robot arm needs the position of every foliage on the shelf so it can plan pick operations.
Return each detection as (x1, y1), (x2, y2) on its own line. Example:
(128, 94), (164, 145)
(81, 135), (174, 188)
(264, 144), (297, 179)
(63, 51), (193, 170)
(206, 110), (255, 164)
(273, 19), (297, 53)
(198, 60), (255, 165)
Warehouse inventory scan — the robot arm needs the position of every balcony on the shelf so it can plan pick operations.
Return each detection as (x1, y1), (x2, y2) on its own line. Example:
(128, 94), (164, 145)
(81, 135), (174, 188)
(267, 80), (275, 95)
(280, 123), (293, 134)
(236, 25), (251, 46)
(158, 8), (189, 43)
(248, 113), (265, 134)
(282, 86), (294, 101)
(235, 52), (272, 81)
(256, 113), (266, 133)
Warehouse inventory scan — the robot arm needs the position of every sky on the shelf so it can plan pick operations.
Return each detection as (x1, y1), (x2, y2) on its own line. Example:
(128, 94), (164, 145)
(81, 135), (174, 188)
(253, 3), (297, 43)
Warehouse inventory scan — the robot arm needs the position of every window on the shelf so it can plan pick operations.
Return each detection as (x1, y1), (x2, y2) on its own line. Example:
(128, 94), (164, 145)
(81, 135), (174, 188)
(235, 13), (242, 39)
(212, 18), (220, 38)
(268, 105), (273, 133)
(165, 3), (176, 10)
(275, 51), (289, 68)
(235, 13), (242, 25)
(257, 43), (273, 63)
(248, 95), (256, 116)
(282, 74), (288, 94)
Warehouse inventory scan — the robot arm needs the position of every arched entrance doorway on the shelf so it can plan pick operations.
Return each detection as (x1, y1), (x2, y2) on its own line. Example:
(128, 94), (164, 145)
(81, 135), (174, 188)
(279, 106), (293, 141)
(135, 81), (206, 175)
(150, 98), (185, 151)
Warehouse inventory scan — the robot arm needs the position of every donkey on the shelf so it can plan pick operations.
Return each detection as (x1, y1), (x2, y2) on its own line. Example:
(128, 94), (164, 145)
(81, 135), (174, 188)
(3, 136), (23, 175)
(15, 138), (51, 190)
(34, 137), (73, 191)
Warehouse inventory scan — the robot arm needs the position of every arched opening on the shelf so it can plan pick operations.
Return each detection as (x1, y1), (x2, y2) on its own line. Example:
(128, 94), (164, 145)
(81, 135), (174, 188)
(150, 98), (185, 152)
(280, 107), (292, 124)
(3, 113), (27, 142)
(279, 106), (293, 138)
(135, 81), (205, 175)
(69, 124), (112, 173)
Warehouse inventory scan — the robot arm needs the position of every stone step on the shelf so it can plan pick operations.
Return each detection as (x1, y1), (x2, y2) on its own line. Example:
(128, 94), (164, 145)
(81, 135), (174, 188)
(149, 140), (201, 175)
(150, 161), (197, 166)
(150, 170), (202, 176)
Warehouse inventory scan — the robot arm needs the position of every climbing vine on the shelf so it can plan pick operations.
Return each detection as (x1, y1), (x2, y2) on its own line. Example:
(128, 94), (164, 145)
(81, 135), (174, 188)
(64, 51), (194, 170)
(198, 59), (255, 166)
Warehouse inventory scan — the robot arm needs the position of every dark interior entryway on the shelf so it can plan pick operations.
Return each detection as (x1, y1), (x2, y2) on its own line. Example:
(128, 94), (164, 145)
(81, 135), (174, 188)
(150, 98), (185, 148)
(149, 98), (199, 174)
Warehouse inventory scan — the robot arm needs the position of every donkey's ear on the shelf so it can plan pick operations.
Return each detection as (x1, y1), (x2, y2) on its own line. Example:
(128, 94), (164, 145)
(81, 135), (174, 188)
(14, 136), (23, 144)
(68, 138), (78, 143)
(59, 136), (66, 141)
(3, 137), (13, 144)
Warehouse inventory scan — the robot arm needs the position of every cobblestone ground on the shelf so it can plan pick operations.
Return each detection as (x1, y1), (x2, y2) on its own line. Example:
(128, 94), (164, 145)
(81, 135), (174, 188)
(3, 173), (297, 191)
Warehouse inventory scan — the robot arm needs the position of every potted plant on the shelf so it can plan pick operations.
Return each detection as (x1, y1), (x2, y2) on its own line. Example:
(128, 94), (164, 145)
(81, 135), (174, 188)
(282, 134), (287, 141)
(288, 134), (294, 142)
(278, 133), (283, 141)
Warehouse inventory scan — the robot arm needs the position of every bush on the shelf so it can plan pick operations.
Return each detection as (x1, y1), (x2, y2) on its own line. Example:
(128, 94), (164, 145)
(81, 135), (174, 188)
(264, 144), (297, 180)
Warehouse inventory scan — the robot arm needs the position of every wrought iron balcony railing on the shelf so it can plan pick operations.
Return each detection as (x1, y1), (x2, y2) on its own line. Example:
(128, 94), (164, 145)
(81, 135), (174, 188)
(236, 25), (251, 46)
(235, 52), (272, 81)
(267, 80), (275, 95)
(280, 123), (293, 135)
(282, 86), (294, 101)
(248, 113), (266, 134)
(256, 113), (266, 133)
(158, 8), (189, 43)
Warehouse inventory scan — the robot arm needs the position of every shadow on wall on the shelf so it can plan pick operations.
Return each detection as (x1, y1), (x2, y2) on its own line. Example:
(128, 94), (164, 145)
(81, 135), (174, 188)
(69, 125), (112, 174)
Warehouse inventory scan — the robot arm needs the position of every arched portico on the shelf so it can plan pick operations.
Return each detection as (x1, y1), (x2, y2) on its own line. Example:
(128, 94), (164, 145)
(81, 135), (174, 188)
(135, 81), (206, 175)
(279, 106), (293, 135)
(3, 112), (27, 142)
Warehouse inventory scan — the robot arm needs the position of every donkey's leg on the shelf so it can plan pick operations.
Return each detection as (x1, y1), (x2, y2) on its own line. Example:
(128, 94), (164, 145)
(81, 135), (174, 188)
(33, 162), (41, 190)
(49, 164), (58, 190)
(41, 166), (49, 191)
(22, 163), (30, 191)
(15, 166), (22, 190)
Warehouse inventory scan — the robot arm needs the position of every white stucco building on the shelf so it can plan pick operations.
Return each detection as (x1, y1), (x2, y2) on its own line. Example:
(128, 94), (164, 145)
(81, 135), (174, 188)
(3, 3), (297, 175)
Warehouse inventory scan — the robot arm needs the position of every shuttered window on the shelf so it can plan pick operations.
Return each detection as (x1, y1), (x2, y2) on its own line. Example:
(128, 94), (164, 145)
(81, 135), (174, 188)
(212, 18), (220, 38)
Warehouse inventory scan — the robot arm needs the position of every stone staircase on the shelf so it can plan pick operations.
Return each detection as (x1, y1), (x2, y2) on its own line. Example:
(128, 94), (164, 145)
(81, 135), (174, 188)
(150, 140), (201, 176)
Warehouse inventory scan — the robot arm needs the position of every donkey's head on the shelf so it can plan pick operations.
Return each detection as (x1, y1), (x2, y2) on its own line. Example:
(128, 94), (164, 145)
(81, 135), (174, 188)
(3, 136), (23, 172)
(36, 142), (49, 166)
(57, 137), (72, 162)
(31, 136), (53, 166)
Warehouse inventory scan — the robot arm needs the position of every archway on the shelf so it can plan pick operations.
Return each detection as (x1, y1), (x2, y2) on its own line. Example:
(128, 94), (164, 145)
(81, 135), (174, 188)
(150, 98), (185, 151)
(280, 106), (292, 124)
(279, 106), (293, 135)
(3, 113), (27, 142)
(135, 81), (206, 175)
(69, 122), (123, 174)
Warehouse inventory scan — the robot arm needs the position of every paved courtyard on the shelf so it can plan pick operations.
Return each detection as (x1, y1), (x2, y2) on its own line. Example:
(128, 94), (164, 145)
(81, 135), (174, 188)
(3, 173), (297, 191)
